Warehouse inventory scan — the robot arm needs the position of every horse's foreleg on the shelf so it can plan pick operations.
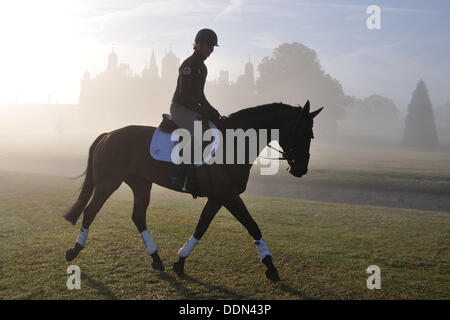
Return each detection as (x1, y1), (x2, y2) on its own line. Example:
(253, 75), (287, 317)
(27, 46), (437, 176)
(173, 198), (221, 276)
(66, 179), (121, 261)
(222, 195), (280, 281)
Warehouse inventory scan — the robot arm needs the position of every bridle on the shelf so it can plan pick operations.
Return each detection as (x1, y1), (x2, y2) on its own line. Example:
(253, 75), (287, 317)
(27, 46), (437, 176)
(260, 144), (289, 161)
(259, 116), (312, 164)
(261, 144), (310, 164)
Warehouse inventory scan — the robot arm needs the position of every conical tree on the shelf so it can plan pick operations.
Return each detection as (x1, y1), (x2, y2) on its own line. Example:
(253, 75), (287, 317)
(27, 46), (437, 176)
(403, 80), (439, 149)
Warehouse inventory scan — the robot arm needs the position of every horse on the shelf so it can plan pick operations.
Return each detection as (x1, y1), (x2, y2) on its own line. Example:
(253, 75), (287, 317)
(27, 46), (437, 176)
(63, 100), (323, 281)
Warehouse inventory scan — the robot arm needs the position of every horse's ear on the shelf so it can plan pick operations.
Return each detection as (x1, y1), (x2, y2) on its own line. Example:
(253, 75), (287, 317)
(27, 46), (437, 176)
(303, 100), (310, 114)
(310, 107), (324, 118)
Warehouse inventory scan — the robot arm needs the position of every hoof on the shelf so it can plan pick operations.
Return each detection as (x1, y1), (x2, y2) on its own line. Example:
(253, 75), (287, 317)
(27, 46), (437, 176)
(151, 252), (165, 271)
(65, 248), (78, 261)
(262, 255), (280, 281)
(265, 268), (280, 282)
(65, 243), (83, 261)
(173, 258), (185, 276)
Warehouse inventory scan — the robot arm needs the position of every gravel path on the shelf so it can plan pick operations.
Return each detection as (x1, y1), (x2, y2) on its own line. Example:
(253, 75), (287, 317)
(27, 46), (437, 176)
(246, 174), (450, 212)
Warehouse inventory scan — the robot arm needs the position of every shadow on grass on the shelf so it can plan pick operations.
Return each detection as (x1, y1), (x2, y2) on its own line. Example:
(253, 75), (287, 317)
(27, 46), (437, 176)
(157, 272), (244, 299)
(278, 283), (313, 300)
(82, 272), (118, 300)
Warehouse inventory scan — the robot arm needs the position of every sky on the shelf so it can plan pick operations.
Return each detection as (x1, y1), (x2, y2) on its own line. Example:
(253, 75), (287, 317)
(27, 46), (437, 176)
(0, 0), (449, 110)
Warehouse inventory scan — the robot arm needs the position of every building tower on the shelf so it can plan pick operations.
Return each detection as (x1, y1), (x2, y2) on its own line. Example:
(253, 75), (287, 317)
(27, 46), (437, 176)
(161, 47), (180, 86)
(244, 57), (254, 88)
(107, 46), (118, 72)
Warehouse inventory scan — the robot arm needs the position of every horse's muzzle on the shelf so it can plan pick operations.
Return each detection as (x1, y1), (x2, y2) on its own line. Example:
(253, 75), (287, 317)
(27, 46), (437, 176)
(288, 166), (307, 177)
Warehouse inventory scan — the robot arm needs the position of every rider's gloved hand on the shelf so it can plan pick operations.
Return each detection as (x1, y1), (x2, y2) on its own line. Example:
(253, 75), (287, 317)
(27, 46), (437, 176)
(206, 106), (221, 120)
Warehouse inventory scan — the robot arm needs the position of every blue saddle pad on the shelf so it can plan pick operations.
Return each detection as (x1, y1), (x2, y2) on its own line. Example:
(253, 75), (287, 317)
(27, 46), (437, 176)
(150, 125), (220, 167)
(150, 129), (179, 162)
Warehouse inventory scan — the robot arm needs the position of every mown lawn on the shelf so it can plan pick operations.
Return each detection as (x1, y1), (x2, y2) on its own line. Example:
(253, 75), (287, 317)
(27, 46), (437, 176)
(0, 170), (448, 299)
(277, 143), (450, 194)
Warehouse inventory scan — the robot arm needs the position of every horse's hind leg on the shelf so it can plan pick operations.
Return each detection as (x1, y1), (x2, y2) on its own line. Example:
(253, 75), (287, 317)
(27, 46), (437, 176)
(125, 175), (164, 271)
(65, 178), (122, 261)
(222, 195), (280, 281)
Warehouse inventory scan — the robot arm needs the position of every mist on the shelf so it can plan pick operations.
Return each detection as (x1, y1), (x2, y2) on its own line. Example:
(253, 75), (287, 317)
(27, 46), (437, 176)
(1, 40), (449, 177)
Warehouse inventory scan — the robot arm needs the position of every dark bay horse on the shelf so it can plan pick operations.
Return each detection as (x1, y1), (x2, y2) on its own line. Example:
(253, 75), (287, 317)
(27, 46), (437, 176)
(63, 101), (323, 281)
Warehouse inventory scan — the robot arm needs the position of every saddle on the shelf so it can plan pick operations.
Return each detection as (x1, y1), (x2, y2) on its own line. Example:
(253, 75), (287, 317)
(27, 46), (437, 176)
(150, 114), (220, 166)
(158, 113), (179, 133)
(149, 114), (230, 200)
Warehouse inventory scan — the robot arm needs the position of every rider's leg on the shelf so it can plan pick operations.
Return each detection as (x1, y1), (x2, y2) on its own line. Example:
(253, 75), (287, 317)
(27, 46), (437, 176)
(169, 102), (203, 193)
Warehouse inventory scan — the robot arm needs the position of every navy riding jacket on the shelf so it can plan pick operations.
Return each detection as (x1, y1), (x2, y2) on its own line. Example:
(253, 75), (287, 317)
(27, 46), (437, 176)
(172, 50), (221, 120)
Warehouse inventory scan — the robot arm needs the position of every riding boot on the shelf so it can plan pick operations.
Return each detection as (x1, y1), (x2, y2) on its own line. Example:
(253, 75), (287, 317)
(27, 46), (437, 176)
(184, 165), (198, 198)
(170, 163), (189, 190)
(170, 163), (198, 197)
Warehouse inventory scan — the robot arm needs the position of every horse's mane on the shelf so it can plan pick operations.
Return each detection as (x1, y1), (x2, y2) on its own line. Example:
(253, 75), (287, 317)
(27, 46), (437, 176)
(227, 102), (298, 120)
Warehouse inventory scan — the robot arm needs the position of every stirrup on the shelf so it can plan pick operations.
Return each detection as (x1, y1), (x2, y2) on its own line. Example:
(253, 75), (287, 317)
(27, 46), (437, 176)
(181, 175), (188, 192)
(183, 168), (198, 198)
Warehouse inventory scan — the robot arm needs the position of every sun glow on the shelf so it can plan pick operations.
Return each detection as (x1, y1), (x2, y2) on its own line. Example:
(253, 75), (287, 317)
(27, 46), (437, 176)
(0, 0), (86, 105)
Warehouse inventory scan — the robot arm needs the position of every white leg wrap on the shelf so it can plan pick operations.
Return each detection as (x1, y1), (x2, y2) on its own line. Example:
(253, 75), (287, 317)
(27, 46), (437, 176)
(177, 235), (199, 258)
(76, 227), (89, 247)
(140, 230), (157, 255)
(254, 237), (271, 261)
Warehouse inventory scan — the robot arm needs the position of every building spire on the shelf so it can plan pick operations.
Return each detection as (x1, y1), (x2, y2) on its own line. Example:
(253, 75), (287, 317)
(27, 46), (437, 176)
(148, 48), (159, 80)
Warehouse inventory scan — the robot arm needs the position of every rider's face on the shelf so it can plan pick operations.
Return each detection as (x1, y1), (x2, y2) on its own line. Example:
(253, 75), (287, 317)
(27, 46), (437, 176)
(199, 43), (214, 59)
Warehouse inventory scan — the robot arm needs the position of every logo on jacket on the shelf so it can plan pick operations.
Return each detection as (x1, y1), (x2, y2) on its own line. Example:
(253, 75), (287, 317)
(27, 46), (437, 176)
(183, 66), (191, 75)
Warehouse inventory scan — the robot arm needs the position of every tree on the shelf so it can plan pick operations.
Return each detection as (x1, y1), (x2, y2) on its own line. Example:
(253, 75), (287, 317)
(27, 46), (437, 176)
(255, 42), (352, 136)
(339, 94), (401, 137)
(403, 80), (439, 149)
(434, 102), (450, 143)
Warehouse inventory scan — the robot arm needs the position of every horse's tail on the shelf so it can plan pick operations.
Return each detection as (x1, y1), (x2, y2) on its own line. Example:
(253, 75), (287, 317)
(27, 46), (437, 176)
(63, 133), (107, 225)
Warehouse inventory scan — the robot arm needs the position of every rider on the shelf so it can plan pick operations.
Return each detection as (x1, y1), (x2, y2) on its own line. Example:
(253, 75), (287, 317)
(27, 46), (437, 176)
(171, 28), (221, 134)
(170, 28), (223, 193)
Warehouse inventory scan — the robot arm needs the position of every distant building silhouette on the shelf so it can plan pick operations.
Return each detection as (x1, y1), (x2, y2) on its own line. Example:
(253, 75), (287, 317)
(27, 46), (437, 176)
(161, 48), (180, 87)
(142, 48), (159, 82)
(218, 70), (230, 86)
(242, 58), (255, 89)
(107, 47), (118, 71)
(78, 47), (181, 127)
(77, 47), (259, 128)
(77, 42), (350, 135)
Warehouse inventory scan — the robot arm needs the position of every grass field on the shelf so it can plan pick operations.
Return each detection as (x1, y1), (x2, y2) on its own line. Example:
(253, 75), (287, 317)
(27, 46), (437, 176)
(0, 170), (448, 299)
(291, 143), (450, 194)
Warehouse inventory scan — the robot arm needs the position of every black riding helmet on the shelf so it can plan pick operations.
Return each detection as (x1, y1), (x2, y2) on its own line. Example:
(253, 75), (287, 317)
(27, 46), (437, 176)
(195, 28), (219, 47)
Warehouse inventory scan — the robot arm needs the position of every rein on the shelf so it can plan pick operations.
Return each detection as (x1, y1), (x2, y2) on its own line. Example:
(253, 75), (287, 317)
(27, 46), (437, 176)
(259, 144), (310, 164)
(259, 144), (287, 160)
